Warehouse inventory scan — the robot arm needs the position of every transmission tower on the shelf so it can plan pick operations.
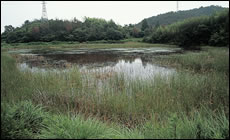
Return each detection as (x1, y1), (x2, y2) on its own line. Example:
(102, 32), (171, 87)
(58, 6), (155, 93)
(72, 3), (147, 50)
(176, 1), (179, 12)
(41, 1), (48, 20)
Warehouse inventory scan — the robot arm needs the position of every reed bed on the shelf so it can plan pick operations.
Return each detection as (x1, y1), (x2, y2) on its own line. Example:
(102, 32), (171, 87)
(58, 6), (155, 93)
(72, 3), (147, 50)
(1, 46), (229, 139)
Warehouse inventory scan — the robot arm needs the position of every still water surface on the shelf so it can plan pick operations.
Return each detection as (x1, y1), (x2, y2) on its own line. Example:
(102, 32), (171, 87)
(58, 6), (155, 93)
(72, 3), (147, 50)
(12, 47), (179, 80)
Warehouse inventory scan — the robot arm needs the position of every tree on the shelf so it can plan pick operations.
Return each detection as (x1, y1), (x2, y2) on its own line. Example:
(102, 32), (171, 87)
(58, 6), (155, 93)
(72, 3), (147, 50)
(24, 20), (30, 25)
(141, 19), (149, 31)
(106, 28), (123, 40)
(1, 17), (126, 43)
(143, 9), (229, 49)
(4, 25), (15, 33)
(155, 21), (160, 28)
(73, 28), (87, 42)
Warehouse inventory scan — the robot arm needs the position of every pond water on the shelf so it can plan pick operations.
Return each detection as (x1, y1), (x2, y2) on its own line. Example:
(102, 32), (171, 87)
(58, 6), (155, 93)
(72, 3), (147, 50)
(10, 47), (181, 80)
(80, 58), (175, 80)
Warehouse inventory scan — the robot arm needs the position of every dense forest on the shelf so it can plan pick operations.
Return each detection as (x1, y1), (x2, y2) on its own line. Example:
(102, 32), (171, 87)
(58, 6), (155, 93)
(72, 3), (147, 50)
(136, 5), (227, 28)
(1, 16), (149, 43)
(1, 17), (125, 43)
(1, 6), (229, 49)
(143, 9), (229, 49)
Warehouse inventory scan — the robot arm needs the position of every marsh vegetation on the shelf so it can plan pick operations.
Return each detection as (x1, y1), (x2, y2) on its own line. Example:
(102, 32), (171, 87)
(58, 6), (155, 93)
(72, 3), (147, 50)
(1, 4), (229, 139)
(1, 41), (229, 139)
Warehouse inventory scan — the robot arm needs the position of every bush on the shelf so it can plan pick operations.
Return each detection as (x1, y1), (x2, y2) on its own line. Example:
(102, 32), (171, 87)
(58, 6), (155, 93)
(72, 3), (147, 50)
(1, 101), (47, 139)
(39, 114), (110, 139)
(143, 10), (229, 49)
(209, 29), (228, 46)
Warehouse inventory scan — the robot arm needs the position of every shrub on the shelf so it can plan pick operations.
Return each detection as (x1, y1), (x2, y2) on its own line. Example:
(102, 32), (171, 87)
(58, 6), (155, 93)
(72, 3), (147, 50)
(1, 101), (47, 139)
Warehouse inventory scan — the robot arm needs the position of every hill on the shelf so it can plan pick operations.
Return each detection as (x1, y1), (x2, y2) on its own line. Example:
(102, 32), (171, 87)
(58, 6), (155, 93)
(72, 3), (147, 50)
(136, 5), (227, 28)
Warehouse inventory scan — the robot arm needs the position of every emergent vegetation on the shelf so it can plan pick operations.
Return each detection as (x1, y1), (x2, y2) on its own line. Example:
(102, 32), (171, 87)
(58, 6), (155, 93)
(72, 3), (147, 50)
(1, 46), (229, 139)
(1, 4), (229, 139)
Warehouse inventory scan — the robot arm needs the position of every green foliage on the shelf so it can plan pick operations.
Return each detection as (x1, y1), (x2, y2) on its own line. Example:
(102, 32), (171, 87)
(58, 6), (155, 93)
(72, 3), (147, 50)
(1, 101), (47, 139)
(106, 28), (124, 40)
(142, 108), (229, 139)
(2, 17), (126, 43)
(2, 101), (228, 139)
(209, 28), (229, 46)
(156, 47), (229, 74)
(1, 53), (33, 102)
(1, 5), (228, 45)
(1, 45), (229, 138)
(1, 46), (229, 126)
(39, 114), (119, 139)
(1, 101), (144, 139)
(141, 19), (149, 31)
(144, 9), (229, 49)
(136, 5), (227, 28)
(122, 24), (144, 38)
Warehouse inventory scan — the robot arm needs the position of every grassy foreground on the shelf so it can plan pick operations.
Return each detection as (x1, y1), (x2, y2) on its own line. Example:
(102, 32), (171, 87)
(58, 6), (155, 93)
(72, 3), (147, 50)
(1, 44), (229, 139)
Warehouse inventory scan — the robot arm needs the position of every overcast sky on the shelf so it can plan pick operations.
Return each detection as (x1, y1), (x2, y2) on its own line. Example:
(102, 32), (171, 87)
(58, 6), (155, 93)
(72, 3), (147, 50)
(1, 1), (229, 33)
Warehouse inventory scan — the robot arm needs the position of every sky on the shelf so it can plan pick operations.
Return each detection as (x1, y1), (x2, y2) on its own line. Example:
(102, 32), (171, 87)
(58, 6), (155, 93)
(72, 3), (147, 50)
(1, 1), (229, 33)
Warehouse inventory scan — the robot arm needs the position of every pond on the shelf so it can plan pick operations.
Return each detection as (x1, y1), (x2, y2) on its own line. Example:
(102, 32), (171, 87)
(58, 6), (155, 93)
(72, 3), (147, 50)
(9, 47), (182, 80)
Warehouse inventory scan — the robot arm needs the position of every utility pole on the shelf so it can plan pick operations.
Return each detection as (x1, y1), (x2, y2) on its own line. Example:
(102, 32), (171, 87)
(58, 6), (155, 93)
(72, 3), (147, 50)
(41, 1), (48, 20)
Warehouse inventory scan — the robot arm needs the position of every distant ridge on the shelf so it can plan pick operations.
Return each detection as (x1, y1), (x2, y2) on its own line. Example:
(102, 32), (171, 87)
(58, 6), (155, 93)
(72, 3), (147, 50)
(136, 5), (227, 28)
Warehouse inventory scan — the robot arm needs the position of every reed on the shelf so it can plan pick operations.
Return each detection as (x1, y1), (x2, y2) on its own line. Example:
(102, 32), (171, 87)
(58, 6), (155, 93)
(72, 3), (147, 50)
(1, 46), (229, 138)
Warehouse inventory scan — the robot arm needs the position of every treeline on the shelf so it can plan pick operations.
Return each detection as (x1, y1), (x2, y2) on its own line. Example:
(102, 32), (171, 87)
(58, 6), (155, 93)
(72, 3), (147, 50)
(1, 17), (144, 43)
(1, 8), (229, 49)
(143, 9), (229, 49)
(136, 5), (226, 29)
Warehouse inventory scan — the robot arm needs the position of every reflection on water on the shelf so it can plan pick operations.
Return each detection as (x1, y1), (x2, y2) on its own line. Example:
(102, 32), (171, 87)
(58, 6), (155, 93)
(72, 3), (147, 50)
(19, 63), (45, 73)
(80, 58), (175, 80)
(18, 57), (175, 80)
(14, 47), (180, 80)
(18, 63), (65, 73)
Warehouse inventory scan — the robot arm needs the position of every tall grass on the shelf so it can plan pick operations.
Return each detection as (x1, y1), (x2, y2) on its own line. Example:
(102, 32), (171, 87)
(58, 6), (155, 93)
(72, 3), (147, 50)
(141, 107), (229, 139)
(2, 100), (228, 139)
(154, 47), (229, 74)
(38, 113), (145, 139)
(1, 101), (144, 139)
(1, 101), (47, 139)
(39, 113), (112, 139)
(1, 46), (229, 138)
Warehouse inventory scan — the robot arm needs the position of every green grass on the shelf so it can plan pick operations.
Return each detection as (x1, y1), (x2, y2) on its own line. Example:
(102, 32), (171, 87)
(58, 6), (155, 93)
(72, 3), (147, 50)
(39, 113), (114, 139)
(2, 100), (228, 139)
(1, 40), (177, 50)
(141, 107), (229, 139)
(39, 112), (144, 139)
(1, 101), (47, 139)
(153, 47), (229, 74)
(1, 44), (229, 139)
(1, 101), (144, 139)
